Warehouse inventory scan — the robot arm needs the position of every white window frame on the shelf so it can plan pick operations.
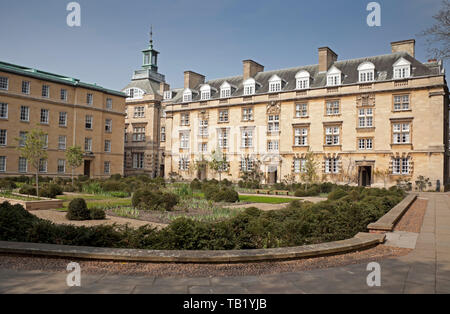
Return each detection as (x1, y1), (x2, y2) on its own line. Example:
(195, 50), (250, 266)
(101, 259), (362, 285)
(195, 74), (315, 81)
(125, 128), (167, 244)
(296, 103), (308, 118)
(22, 81), (30, 94)
(0, 129), (7, 146)
(163, 91), (172, 100)
(218, 128), (229, 148)
(180, 131), (190, 149)
(200, 85), (211, 101)
(220, 82), (232, 98)
(393, 158), (410, 175)
(241, 128), (253, 148)
(358, 108), (373, 128)
(85, 115), (93, 129)
(40, 109), (49, 124)
(0, 156), (6, 172)
(219, 109), (229, 122)
(358, 62), (375, 83)
(105, 119), (112, 133)
(325, 126), (340, 145)
(104, 140), (111, 152)
(326, 66), (342, 86)
(243, 78), (256, 96)
(294, 128), (308, 146)
(20, 106), (29, 122)
(294, 158), (306, 173)
(133, 106), (145, 118)
(87, 93), (93, 105)
(268, 115), (280, 133)
(295, 71), (310, 90)
(84, 137), (92, 152)
(394, 95), (410, 111)
(132, 153), (144, 169)
(58, 135), (67, 150)
(132, 127), (145, 142)
(325, 158), (339, 174)
(104, 161), (111, 174)
(199, 120), (208, 137)
(242, 108), (253, 121)
(18, 157), (27, 173)
(393, 58), (411, 79)
(326, 100), (340, 115)
(181, 113), (190, 126)
(42, 85), (50, 98)
(106, 98), (112, 109)
(393, 123), (411, 144)
(60, 89), (67, 101)
(38, 159), (47, 173)
(59, 112), (67, 127)
(57, 159), (66, 174)
(183, 89), (193, 102)
(268, 75), (282, 93)
(0, 103), (7, 119)
(0, 77), (8, 90)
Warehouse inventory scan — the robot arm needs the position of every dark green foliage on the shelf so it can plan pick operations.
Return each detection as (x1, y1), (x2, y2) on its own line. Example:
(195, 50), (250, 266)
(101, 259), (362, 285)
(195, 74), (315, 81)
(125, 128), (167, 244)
(327, 189), (347, 201)
(294, 186), (320, 197)
(190, 178), (202, 191)
(109, 174), (122, 181)
(66, 198), (90, 221)
(132, 188), (179, 211)
(90, 207), (106, 220)
(0, 187), (405, 251)
(19, 184), (37, 196)
(0, 179), (17, 190)
(39, 183), (63, 198)
(202, 182), (239, 203)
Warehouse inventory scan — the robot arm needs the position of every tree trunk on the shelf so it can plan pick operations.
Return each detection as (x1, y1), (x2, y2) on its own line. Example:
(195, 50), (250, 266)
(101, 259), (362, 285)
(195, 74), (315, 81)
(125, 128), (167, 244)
(35, 171), (39, 197)
(72, 168), (74, 186)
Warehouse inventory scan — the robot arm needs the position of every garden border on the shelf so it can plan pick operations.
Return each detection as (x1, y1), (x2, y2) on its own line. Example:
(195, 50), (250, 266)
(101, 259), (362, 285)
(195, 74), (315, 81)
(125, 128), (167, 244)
(367, 193), (418, 233)
(0, 193), (64, 211)
(0, 232), (385, 263)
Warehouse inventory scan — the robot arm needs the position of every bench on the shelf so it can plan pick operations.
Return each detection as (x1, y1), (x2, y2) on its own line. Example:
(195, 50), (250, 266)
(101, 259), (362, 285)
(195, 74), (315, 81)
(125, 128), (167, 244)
(273, 190), (290, 196)
(255, 189), (271, 195)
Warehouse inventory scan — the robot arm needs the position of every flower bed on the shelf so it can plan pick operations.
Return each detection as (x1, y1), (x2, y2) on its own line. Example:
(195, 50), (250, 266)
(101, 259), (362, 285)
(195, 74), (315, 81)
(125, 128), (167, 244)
(0, 192), (63, 211)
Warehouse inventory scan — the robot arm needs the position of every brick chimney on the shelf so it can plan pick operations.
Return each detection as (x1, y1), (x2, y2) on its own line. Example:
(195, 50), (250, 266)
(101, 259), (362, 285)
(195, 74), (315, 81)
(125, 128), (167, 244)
(318, 47), (338, 73)
(243, 60), (264, 80)
(391, 39), (415, 57)
(159, 82), (170, 95)
(184, 71), (205, 89)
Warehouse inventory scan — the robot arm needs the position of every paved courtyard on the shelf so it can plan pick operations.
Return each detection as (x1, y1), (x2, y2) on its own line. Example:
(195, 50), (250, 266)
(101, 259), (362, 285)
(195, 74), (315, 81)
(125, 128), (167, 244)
(0, 193), (449, 294)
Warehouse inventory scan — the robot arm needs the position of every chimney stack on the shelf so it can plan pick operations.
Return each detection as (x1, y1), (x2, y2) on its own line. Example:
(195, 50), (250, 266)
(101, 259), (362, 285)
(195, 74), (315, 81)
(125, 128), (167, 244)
(318, 47), (338, 72)
(159, 82), (170, 95)
(184, 71), (205, 89)
(391, 39), (415, 57)
(243, 60), (264, 80)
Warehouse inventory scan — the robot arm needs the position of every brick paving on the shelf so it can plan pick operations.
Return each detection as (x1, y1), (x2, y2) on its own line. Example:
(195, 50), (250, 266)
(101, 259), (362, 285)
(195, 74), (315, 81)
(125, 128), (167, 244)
(0, 193), (449, 294)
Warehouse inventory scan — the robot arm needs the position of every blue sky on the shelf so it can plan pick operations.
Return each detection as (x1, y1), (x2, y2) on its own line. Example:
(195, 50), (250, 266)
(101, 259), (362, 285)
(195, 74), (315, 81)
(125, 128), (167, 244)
(0, 0), (446, 91)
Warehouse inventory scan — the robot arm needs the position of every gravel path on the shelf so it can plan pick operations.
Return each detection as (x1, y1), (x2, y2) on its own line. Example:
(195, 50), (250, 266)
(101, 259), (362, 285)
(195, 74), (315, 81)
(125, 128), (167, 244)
(394, 197), (427, 233)
(31, 210), (167, 229)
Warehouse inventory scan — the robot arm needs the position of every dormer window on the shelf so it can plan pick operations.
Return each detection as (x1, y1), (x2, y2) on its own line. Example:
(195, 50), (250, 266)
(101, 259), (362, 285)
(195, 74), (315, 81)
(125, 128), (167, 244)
(295, 71), (310, 89)
(200, 85), (211, 101)
(243, 78), (256, 96)
(220, 82), (232, 98)
(393, 57), (411, 79)
(125, 88), (144, 100)
(268, 75), (283, 93)
(326, 66), (342, 86)
(163, 91), (172, 100)
(183, 89), (192, 102)
(358, 62), (375, 82)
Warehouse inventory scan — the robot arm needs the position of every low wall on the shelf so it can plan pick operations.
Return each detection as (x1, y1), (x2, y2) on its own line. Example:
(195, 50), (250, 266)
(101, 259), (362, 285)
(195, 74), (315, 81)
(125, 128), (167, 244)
(0, 232), (385, 263)
(367, 193), (418, 233)
(0, 194), (64, 211)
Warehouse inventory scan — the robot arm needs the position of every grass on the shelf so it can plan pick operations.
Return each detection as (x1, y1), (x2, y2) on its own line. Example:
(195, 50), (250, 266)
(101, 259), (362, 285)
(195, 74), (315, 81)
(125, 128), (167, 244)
(0, 191), (42, 201)
(238, 195), (294, 204)
(56, 194), (132, 210)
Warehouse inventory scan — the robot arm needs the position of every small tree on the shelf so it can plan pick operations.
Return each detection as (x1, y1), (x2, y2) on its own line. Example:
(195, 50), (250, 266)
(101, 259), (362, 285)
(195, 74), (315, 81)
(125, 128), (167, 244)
(16, 128), (48, 196)
(300, 151), (318, 190)
(374, 168), (390, 188)
(66, 146), (84, 186)
(209, 150), (230, 181)
(419, 0), (450, 60)
(340, 157), (358, 185)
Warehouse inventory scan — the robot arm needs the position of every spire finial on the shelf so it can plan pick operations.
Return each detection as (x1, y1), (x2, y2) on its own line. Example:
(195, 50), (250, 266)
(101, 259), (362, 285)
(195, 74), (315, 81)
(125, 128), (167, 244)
(149, 25), (153, 49)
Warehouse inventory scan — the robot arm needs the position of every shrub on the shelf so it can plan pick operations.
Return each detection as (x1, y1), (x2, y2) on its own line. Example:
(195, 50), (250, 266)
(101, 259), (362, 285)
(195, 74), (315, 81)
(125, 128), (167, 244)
(82, 182), (103, 195)
(132, 188), (179, 211)
(190, 179), (202, 191)
(294, 186), (320, 197)
(110, 174), (122, 181)
(327, 189), (347, 201)
(63, 185), (76, 192)
(19, 184), (37, 196)
(0, 179), (17, 191)
(220, 179), (232, 187)
(66, 198), (90, 221)
(203, 184), (239, 203)
(39, 183), (63, 198)
(90, 207), (106, 220)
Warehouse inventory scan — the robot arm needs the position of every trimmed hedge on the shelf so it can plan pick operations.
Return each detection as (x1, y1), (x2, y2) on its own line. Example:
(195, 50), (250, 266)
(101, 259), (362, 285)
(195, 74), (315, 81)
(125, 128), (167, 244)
(0, 186), (405, 250)
(66, 198), (90, 221)
(132, 188), (179, 211)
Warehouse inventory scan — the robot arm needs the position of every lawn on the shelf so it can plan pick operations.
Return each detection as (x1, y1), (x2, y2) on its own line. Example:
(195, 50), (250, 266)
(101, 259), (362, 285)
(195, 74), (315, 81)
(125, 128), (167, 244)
(56, 194), (131, 211)
(238, 195), (294, 204)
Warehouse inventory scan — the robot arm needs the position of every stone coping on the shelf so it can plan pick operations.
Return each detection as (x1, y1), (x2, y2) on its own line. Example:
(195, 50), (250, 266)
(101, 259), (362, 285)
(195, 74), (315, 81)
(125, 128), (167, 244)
(0, 193), (64, 211)
(367, 193), (418, 233)
(0, 232), (385, 263)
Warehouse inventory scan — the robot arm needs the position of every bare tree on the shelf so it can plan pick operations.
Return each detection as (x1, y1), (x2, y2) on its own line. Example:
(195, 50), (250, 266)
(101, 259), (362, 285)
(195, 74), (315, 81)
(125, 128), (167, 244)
(419, 0), (450, 60)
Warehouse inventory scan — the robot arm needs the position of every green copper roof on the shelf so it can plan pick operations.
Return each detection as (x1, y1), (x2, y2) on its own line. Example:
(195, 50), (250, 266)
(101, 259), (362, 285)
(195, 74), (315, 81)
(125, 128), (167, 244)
(0, 61), (126, 97)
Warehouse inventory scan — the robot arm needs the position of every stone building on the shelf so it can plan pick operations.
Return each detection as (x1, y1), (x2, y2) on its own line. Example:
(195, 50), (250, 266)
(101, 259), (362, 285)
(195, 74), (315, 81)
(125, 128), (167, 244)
(122, 31), (169, 178)
(0, 61), (126, 178)
(162, 39), (449, 190)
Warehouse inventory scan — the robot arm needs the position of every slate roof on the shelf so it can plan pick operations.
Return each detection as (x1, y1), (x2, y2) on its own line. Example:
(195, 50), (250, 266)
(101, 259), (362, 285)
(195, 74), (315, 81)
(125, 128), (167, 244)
(164, 52), (444, 104)
(122, 78), (162, 96)
(0, 61), (125, 97)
